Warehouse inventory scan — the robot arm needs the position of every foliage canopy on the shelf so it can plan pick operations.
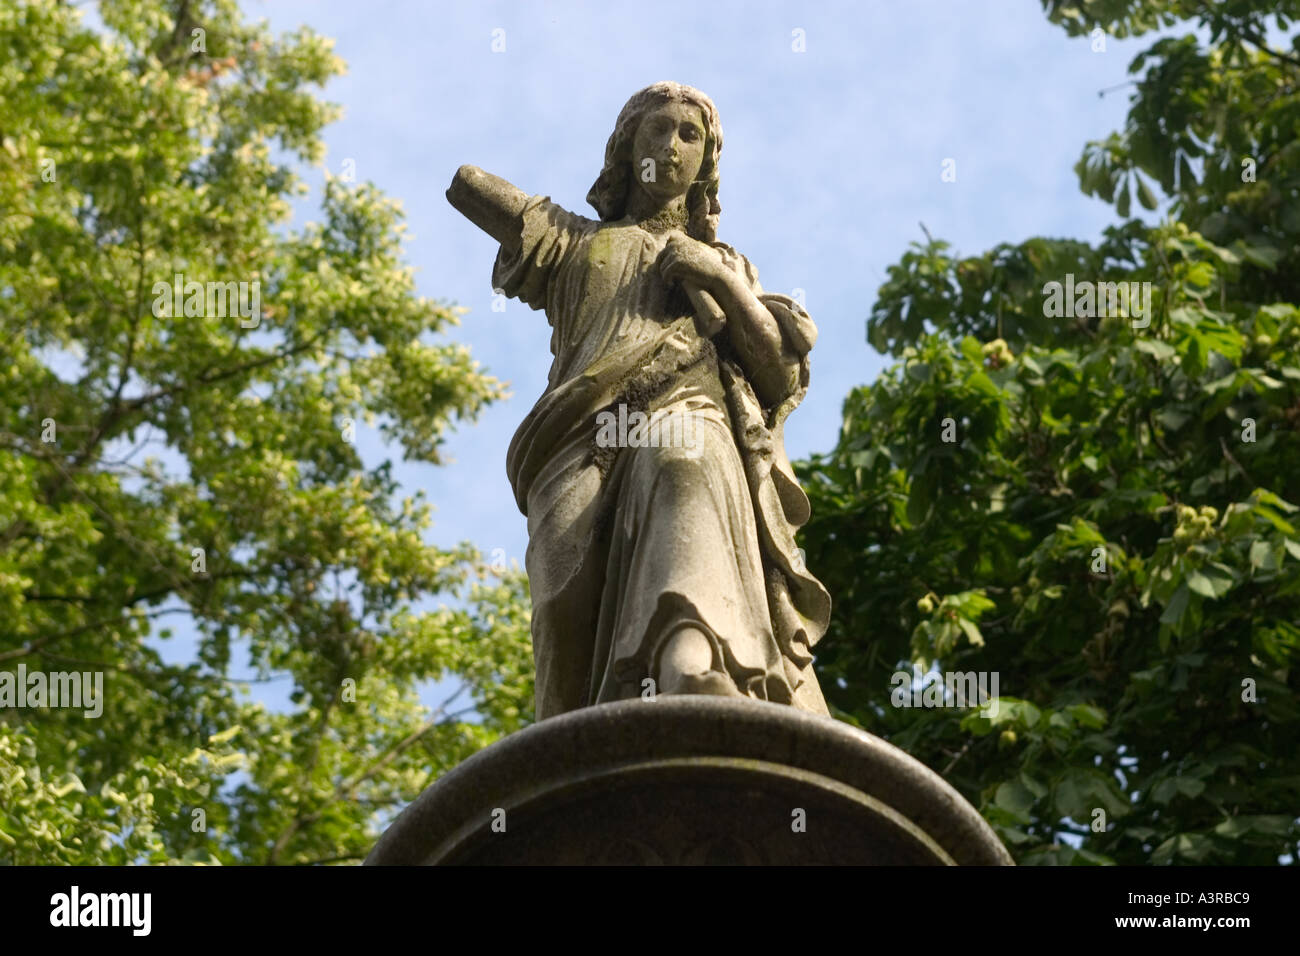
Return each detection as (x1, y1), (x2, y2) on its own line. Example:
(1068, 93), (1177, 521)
(1, 0), (533, 864)
(803, 0), (1300, 864)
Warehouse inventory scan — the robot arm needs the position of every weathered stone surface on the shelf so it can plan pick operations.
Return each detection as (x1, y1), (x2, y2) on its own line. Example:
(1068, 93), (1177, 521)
(447, 82), (833, 719)
(365, 697), (1013, 865)
(427, 85), (1012, 867)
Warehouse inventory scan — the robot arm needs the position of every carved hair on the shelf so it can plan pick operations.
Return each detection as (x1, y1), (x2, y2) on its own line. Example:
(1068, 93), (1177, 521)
(586, 81), (722, 242)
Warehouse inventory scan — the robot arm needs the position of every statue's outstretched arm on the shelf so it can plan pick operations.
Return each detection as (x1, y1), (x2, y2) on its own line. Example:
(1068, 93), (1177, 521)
(446, 165), (529, 258)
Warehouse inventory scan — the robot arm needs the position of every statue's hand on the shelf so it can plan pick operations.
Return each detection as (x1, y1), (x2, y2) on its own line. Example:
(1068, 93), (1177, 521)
(657, 234), (731, 295)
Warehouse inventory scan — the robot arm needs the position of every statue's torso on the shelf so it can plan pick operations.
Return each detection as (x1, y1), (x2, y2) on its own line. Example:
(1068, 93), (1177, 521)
(540, 214), (700, 389)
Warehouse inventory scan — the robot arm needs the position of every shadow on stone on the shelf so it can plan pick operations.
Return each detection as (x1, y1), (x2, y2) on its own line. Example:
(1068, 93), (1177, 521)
(366, 697), (1013, 865)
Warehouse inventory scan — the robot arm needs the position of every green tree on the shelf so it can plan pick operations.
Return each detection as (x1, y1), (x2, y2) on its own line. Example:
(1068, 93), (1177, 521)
(803, 0), (1300, 864)
(1, 0), (533, 864)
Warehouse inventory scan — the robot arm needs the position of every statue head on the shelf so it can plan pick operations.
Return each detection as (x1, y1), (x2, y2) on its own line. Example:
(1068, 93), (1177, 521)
(586, 81), (722, 242)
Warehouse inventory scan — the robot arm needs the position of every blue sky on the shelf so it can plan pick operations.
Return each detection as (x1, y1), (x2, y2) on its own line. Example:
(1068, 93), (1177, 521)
(137, 0), (1160, 710)
(259, 0), (1147, 562)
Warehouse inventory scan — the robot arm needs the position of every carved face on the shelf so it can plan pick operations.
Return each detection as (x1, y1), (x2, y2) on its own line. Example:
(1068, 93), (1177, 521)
(631, 101), (706, 204)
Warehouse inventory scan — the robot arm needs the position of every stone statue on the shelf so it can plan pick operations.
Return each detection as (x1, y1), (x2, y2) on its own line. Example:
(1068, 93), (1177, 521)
(448, 81), (831, 720)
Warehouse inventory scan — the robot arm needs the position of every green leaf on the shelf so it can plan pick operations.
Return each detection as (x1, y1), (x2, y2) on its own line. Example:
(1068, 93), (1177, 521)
(957, 617), (985, 647)
(1066, 704), (1107, 729)
(906, 471), (936, 526)
(995, 779), (1035, 819)
(1136, 174), (1158, 210)
(1234, 243), (1280, 270)
(1213, 815), (1293, 838)
(1250, 539), (1276, 571)
(1136, 338), (1176, 361)
(1159, 584), (1190, 625)
(208, 726), (242, 746)
(1189, 571), (1217, 597)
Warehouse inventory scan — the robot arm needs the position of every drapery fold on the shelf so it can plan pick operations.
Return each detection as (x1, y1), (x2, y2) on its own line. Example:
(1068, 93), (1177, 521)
(494, 195), (830, 718)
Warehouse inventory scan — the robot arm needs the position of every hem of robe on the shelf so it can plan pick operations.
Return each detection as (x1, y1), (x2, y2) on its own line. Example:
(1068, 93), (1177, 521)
(497, 196), (833, 718)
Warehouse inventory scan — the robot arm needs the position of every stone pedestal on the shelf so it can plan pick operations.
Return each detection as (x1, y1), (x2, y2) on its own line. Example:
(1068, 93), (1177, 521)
(365, 696), (1012, 865)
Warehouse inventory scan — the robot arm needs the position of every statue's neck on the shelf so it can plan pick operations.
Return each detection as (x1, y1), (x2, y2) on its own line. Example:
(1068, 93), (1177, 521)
(625, 192), (689, 235)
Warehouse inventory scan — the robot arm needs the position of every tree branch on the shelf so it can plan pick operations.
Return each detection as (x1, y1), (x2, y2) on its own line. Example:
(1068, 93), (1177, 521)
(1239, 28), (1300, 71)
(1219, 435), (1254, 486)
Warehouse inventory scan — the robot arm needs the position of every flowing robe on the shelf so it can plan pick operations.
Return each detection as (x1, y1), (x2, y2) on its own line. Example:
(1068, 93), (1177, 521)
(495, 195), (831, 720)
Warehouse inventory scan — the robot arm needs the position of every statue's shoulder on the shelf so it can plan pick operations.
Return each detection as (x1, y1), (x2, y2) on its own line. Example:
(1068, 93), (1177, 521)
(527, 195), (600, 236)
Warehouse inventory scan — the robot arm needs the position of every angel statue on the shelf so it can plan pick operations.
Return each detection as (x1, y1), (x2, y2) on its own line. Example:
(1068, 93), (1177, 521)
(447, 81), (831, 720)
